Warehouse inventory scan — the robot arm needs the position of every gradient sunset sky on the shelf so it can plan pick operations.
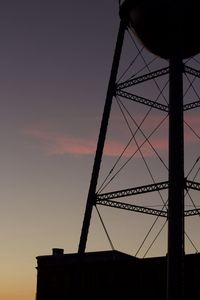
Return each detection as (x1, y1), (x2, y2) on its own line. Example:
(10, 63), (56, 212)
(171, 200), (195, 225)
(1, 1), (200, 300)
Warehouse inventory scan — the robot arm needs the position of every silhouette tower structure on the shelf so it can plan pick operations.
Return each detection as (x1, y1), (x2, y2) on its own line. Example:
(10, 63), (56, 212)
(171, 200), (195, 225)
(79, 1), (200, 299)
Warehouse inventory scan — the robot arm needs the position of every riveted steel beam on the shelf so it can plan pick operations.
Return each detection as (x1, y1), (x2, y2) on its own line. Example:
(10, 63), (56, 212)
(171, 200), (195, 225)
(116, 67), (169, 89)
(185, 180), (200, 191)
(184, 100), (200, 111)
(96, 199), (167, 217)
(184, 209), (200, 217)
(116, 90), (169, 112)
(97, 181), (169, 201)
(184, 65), (200, 78)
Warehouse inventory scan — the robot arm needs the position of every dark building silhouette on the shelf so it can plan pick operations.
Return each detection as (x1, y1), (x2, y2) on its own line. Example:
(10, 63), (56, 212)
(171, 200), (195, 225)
(36, 249), (200, 300)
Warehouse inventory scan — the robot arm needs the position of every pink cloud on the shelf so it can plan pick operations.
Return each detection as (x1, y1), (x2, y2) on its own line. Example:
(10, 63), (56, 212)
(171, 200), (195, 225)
(23, 127), (169, 158)
(23, 112), (200, 158)
(23, 128), (96, 156)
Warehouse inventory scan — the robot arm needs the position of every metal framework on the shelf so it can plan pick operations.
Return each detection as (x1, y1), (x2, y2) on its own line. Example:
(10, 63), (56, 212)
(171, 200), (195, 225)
(96, 199), (200, 218)
(95, 179), (200, 218)
(78, 16), (200, 298)
(96, 199), (168, 217)
(116, 67), (169, 89)
(96, 179), (200, 201)
(78, 5), (200, 300)
(184, 65), (200, 78)
(96, 181), (169, 200)
(116, 89), (169, 111)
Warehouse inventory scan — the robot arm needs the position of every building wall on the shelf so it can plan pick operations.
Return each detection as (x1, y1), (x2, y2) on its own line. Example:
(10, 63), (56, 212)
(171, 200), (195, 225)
(36, 250), (200, 300)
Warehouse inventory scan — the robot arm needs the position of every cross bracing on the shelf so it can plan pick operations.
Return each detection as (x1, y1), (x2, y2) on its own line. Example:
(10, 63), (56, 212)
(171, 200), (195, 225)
(97, 181), (169, 200)
(79, 16), (200, 256)
(96, 199), (200, 218)
(96, 180), (200, 218)
(116, 64), (200, 113)
(97, 179), (200, 202)
(117, 89), (200, 112)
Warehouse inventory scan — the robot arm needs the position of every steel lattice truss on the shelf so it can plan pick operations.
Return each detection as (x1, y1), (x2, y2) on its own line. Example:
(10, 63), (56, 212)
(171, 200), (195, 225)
(116, 89), (169, 111)
(185, 65), (200, 78)
(97, 64), (200, 219)
(78, 19), (200, 256)
(115, 65), (200, 112)
(96, 180), (200, 218)
(116, 67), (170, 89)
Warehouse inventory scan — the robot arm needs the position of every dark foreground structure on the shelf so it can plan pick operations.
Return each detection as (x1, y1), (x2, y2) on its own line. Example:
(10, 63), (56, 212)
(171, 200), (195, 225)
(36, 249), (200, 300)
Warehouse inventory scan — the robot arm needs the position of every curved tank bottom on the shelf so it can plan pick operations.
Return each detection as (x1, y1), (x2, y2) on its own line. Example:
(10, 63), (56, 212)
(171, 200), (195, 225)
(120, 0), (200, 59)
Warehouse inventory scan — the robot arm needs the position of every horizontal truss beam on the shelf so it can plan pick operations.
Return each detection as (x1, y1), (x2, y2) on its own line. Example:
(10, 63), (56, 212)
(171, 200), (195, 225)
(116, 65), (200, 91)
(97, 180), (200, 201)
(184, 209), (200, 216)
(184, 100), (200, 111)
(95, 180), (200, 217)
(96, 200), (200, 218)
(97, 181), (169, 201)
(186, 180), (200, 191)
(184, 65), (200, 78)
(117, 89), (200, 112)
(115, 66), (200, 113)
(116, 67), (169, 89)
(116, 89), (169, 112)
(96, 199), (167, 217)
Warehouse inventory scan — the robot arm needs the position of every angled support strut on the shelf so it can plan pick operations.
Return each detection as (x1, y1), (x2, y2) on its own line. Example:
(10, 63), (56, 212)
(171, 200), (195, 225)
(78, 20), (126, 254)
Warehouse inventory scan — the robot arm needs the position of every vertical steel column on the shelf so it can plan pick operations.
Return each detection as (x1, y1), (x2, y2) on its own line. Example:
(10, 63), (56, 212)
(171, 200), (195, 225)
(78, 20), (126, 254)
(167, 55), (184, 300)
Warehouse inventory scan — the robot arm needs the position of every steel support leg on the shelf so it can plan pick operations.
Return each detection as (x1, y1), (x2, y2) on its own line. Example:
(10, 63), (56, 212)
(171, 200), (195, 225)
(167, 55), (184, 300)
(78, 20), (126, 254)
